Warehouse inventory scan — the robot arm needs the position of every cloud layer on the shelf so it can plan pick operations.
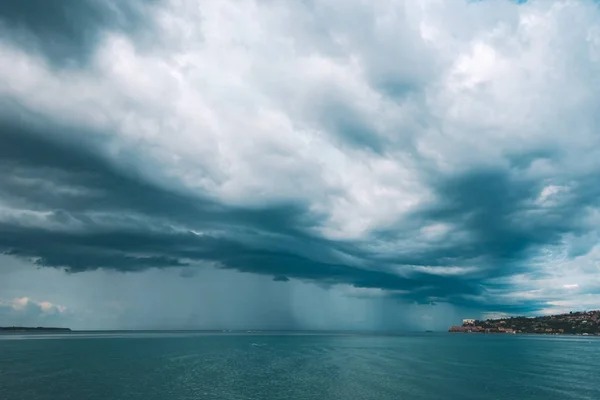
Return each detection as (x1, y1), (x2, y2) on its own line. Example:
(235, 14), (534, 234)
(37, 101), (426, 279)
(2, 0), (600, 321)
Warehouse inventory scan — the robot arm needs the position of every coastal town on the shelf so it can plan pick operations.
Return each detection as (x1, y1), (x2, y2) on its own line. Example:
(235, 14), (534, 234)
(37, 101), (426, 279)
(449, 310), (600, 335)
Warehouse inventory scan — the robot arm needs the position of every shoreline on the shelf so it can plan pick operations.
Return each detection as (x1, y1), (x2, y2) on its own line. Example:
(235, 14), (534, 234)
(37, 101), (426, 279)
(0, 327), (71, 333)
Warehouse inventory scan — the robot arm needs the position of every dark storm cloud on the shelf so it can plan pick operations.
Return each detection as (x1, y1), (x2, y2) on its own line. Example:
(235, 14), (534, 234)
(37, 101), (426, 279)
(0, 112), (491, 306)
(3, 105), (600, 314)
(370, 162), (600, 278)
(3, 108), (599, 313)
(0, 221), (482, 298)
(416, 170), (568, 266)
(0, 111), (316, 239)
(0, 0), (159, 66)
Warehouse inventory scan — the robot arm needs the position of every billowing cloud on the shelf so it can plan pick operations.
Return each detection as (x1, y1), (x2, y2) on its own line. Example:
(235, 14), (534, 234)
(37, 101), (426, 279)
(0, 0), (158, 67)
(2, 0), (600, 323)
(0, 296), (68, 327)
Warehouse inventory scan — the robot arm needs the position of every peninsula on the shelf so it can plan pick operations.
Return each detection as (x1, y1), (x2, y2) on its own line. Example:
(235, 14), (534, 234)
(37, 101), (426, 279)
(0, 326), (71, 332)
(449, 310), (600, 335)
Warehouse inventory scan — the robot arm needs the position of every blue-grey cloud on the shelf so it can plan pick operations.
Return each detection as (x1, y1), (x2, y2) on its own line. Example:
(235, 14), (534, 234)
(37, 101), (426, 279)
(0, 0), (158, 67)
(0, 108), (580, 312)
(0, 113), (485, 305)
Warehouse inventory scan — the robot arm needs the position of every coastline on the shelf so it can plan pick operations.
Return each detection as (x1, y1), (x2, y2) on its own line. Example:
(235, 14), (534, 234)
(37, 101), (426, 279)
(0, 327), (71, 333)
(449, 309), (600, 336)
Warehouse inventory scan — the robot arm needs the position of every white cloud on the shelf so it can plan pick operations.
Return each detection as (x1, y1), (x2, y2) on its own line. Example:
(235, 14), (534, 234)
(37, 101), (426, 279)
(563, 284), (579, 290)
(411, 266), (481, 276)
(536, 185), (567, 207)
(1, 296), (67, 314)
(9, 296), (30, 311)
(0, 296), (69, 326)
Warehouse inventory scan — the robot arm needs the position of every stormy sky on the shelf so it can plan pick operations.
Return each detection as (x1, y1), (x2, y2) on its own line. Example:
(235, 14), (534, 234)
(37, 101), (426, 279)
(2, 0), (600, 330)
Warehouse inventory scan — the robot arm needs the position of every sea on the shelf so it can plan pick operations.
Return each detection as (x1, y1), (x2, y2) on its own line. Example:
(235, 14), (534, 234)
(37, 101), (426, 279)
(1, 331), (599, 400)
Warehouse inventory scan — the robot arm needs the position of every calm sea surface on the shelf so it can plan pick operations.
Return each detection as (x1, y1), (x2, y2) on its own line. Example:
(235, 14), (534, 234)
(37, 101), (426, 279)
(1, 332), (599, 400)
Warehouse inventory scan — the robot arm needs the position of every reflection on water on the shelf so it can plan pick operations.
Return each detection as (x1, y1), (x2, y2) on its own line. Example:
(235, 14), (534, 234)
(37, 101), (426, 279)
(1, 332), (599, 400)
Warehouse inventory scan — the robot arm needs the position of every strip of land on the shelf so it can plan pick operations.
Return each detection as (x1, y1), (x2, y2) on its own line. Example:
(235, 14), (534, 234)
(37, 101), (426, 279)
(0, 327), (71, 332)
(449, 310), (600, 335)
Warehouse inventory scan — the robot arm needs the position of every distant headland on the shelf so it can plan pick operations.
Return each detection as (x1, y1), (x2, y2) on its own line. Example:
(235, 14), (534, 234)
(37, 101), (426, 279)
(0, 326), (71, 332)
(449, 310), (600, 335)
